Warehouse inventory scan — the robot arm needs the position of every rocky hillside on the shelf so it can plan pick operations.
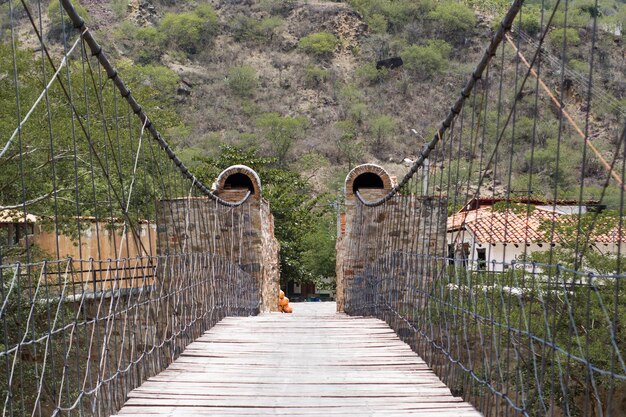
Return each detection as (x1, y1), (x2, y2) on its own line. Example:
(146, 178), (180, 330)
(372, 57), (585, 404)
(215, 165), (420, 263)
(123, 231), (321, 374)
(4, 0), (625, 198)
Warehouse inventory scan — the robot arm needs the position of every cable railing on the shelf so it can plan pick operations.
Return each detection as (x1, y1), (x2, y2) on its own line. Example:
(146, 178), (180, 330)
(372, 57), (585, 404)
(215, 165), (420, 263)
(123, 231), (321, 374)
(0, 1), (262, 416)
(341, 0), (626, 415)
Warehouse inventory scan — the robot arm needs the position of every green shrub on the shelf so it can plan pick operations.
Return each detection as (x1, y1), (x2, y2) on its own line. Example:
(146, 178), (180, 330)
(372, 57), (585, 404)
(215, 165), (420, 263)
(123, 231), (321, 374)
(160, 4), (219, 54)
(231, 16), (261, 42)
(111, 0), (128, 19)
(512, 116), (537, 143)
(115, 60), (181, 127)
(226, 65), (258, 97)
(48, 0), (90, 39)
(261, 0), (297, 16)
(367, 14), (388, 34)
(348, 102), (368, 124)
(337, 84), (364, 107)
(519, 140), (579, 191)
(518, 5), (543, 36)
(568, 58), (589, 74)
(194, 4), (218, 20)
(368, 114), (396, 153)
(401, 40), (452, 79)
(231, 16), (283, 43)
(256, 112), (308, 165)
(259, 16), (284, 41)
(551, 3), (591, 29)
(335, 119), (364, 168)
(549, 28), (581, 48)
(428, 1), (476, 40)
(304, 65), (329, 88)
(135, 26), (165, 63)
(298, 32), (339, 57)
(349, 0), (429, 33)
(355, 63), (388, 85)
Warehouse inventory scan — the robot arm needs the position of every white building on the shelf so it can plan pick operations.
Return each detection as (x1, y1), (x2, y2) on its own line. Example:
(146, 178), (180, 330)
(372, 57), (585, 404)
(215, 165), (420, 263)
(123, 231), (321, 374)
(446, 198), (624, 272)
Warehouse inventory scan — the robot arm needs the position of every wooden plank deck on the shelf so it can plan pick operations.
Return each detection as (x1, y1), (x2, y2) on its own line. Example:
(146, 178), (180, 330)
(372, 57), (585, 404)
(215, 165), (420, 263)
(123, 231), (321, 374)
(113, 302), (481, 417)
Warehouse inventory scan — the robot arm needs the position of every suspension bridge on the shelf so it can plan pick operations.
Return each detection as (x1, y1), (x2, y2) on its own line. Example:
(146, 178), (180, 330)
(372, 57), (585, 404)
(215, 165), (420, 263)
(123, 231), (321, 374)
(1, 0), (625, 416)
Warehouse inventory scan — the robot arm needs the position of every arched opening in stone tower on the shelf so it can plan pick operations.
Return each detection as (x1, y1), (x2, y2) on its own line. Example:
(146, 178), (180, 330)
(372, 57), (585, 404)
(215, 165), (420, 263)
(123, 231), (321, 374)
(352, 172), (385, 194)
(224, 172), (255, 194)
(215, 166), (261, 204)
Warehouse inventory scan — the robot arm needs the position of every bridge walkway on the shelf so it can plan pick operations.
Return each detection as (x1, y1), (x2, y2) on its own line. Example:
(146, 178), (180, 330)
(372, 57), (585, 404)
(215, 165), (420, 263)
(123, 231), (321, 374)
(112, 303), (481, 417)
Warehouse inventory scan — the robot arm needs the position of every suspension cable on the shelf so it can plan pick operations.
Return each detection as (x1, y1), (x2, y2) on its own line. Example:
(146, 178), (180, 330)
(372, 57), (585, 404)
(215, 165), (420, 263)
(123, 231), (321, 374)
(57, 0), (249, 207)
(356, 0), (525, 207)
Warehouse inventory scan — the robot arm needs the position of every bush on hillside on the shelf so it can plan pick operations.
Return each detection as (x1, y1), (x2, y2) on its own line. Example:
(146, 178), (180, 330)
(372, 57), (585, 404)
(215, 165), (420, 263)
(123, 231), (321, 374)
(367, 14), (388, 34)
(160, 5), (219, 54)
(368, 114), (396, 154)
(135, 26), (165, 63)
(355, 63), (388, 86)
(304, 65), (329, 89)
(261, 0), (297, 17)
(401, 40), (452, 79)
(298, 32), (339, 57)
(230, 16), (284, 43)
(518, 6), (543, 36)
(549, 28), (581, 48)
(335, 120), (364, 168)
(348, 0), (429, 33)
(226, 65), (258, 97)
(428, 1), (476, 41)
(256, 113), (308, 166)
(48, 0), (89, 40)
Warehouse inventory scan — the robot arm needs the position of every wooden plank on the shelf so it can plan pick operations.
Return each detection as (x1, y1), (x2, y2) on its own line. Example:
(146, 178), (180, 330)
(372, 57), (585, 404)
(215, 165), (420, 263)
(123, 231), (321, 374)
(112, 302), (482, 416)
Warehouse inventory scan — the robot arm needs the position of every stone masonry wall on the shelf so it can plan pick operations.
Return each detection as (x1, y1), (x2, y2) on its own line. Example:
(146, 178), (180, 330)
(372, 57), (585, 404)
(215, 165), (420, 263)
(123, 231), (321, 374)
(336, 164), (447, 312)
(156, 192), (279, 313)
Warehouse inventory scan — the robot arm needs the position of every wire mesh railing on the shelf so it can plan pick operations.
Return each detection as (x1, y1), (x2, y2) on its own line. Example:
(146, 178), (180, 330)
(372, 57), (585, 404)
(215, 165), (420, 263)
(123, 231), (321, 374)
(341, 0), (626, 415)
(1, 1), (261, 416)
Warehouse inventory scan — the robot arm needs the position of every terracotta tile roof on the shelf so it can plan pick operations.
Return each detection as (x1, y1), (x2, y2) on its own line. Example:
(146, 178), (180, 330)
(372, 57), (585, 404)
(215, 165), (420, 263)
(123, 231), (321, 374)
(0, 209), (38, 224)
(448, 206), (626, 244)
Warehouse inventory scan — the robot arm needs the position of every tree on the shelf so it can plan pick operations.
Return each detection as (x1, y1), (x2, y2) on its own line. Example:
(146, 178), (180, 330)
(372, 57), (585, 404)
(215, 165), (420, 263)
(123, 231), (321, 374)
(194, 145), (335, 286)
(335, 120), (365, 169)
(301, 213), (337, 284)
(0, 42), (180, 235)
(368, 114), (396, 155)
(226, 65), (258, 97)
(259, 16), (284, 42)
(256, 113), (308, 166)
(517, 5), (543, 36)
(261, 0), (297, 17)
(367, 14), (388, 34)
(298, 32), (339, 58)
(348, 0), (426, 33)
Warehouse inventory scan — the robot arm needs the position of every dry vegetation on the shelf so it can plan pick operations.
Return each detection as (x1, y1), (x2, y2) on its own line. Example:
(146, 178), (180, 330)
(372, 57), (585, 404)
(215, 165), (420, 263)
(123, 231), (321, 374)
(4, 0), (624, 197)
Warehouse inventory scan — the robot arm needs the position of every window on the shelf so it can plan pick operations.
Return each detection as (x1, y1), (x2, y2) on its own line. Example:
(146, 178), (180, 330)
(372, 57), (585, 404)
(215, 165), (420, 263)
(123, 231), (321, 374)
(447, 244), (454, 265)
(476, 248), (487, 270)
(7, 223), (33, 245)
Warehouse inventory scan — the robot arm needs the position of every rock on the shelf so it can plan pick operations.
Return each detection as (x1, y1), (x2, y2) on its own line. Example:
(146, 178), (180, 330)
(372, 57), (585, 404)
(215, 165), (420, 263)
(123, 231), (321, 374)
(279, 34), (298, 52)
(177, 85), (191, 96)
